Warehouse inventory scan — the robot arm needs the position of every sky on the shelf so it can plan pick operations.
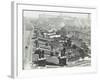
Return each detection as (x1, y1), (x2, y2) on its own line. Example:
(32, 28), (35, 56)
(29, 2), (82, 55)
(23, 10), (90, 19)
(24, 10), (91, 31)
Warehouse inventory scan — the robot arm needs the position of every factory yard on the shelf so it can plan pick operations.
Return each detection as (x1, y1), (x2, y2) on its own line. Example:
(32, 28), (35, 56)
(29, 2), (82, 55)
(23, 57), (91, 69)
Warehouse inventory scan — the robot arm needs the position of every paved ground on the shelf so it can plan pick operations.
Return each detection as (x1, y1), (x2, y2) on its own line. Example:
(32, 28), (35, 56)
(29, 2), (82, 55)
(67, 60), (91, 67)
(24, 58), (91, 69)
